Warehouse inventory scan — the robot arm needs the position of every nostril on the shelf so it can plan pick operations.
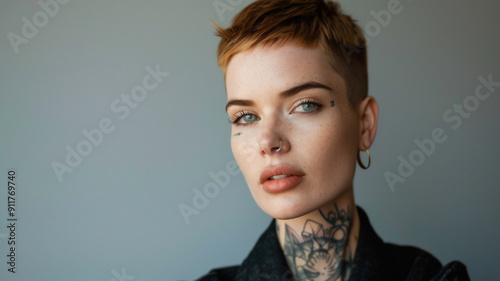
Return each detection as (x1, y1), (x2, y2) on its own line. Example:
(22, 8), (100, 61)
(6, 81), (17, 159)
(270, 140), (283, 153)
(275, 141), (282, 152)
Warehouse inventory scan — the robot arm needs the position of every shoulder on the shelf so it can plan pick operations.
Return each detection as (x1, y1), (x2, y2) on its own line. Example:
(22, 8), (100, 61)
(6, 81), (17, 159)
(384, 243), (470, 280)
(382, 243), (442, 280)
(195, 266), (239, 281)
(351, 207), (470, 280)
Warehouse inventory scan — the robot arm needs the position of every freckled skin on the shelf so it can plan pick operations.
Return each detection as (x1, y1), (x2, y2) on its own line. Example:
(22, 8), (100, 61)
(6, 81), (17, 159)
(226, 44), (361, 219)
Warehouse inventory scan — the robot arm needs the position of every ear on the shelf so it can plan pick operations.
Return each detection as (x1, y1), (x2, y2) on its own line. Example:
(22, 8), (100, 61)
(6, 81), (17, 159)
(358, 96), (378, 150)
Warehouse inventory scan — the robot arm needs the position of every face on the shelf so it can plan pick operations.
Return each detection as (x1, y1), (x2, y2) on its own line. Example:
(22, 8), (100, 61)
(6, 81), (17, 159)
(225, 44), (363, 220)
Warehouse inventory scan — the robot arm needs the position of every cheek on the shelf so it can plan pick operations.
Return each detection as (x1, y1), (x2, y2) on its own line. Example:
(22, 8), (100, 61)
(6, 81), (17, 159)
(230, 138), (246, 168)
(297, 118), (358, 173)
(230, 131), (260, 179)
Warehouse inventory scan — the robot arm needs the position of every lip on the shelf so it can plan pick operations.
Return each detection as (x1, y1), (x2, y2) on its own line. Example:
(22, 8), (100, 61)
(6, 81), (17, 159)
(260, 164), (305, 193)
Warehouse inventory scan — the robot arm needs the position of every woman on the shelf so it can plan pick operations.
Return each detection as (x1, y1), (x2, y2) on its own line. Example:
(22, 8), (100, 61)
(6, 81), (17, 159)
(198, 0), (469, 280)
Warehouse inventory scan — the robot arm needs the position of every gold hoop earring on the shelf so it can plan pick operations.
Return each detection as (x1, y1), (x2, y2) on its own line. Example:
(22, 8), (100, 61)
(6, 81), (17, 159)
(357, 149), (371, 169)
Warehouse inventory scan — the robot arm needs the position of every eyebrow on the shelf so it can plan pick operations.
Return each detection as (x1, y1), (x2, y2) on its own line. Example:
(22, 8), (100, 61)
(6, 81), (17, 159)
(225, 81), (333, 112)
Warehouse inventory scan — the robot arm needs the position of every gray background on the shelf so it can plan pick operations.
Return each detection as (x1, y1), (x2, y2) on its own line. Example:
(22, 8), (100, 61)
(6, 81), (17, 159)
(0, 0), (499, 280)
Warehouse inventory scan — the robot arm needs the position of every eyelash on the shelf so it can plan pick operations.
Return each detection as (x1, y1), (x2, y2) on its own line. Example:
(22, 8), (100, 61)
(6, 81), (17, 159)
(229, 111), (255, 126)
(229, 99), (324, 126)
(294, 98), (323, 114)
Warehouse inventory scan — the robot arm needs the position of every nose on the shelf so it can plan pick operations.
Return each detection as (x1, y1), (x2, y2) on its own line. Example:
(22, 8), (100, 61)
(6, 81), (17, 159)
(258, 116), (288, 156)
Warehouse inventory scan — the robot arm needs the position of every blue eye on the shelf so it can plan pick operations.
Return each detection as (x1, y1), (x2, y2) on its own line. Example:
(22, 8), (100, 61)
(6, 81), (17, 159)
(242, 114), (258, 123)
(295, 101), (321, 113)
(299, 103), (317, 112)
(231, 112), (260, 126)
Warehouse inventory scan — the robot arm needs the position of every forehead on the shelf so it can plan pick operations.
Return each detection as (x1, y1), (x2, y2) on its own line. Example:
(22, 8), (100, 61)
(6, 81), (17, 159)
(225, 44), (345, 99)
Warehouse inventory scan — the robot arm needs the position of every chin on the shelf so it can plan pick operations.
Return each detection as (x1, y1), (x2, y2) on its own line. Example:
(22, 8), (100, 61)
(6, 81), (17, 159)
(256, 197), (318, 220)
(252, 185), (354, 220)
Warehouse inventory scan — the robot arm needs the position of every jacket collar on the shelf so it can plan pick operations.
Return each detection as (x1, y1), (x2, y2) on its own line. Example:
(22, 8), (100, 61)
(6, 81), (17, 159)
(235, 219), (291, 280)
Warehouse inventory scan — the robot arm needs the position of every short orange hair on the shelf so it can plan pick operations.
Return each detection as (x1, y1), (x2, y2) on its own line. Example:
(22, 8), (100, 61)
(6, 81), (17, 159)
(215, 0), (368, 107)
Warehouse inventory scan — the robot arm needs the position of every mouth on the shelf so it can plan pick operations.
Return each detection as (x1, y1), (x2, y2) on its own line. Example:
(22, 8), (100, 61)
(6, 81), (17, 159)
(260, 165), (304, 193)
(268, 174), (293, 180)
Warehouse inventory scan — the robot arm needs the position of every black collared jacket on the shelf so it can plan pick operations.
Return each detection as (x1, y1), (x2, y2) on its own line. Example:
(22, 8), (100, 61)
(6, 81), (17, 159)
(197, 207), (469, 281)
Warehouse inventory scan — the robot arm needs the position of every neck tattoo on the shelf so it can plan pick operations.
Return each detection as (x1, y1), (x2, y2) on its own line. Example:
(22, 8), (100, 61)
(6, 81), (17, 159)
(280, 204), (353, 281)
(330, 101), (335, 107)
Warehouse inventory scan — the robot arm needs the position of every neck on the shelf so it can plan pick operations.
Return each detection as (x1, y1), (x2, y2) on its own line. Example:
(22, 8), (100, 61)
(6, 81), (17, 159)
(276, 192), (359, 281)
